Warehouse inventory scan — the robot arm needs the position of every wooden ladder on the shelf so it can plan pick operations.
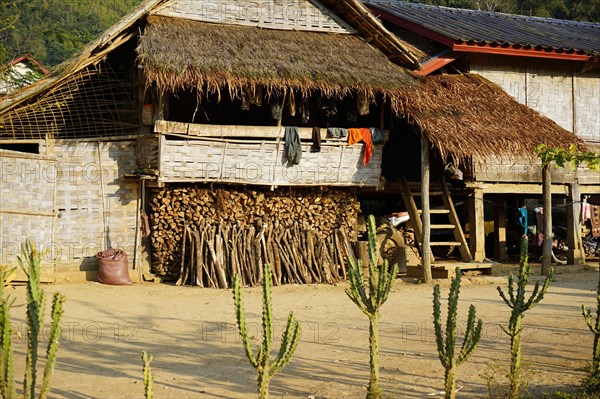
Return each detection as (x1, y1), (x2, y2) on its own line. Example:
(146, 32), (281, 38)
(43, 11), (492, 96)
(400, 176), (472, 262)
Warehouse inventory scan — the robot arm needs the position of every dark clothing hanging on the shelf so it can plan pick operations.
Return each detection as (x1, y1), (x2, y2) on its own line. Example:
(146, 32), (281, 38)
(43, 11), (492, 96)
(311, 127), (321, 153)
(284, 126), (302, 165)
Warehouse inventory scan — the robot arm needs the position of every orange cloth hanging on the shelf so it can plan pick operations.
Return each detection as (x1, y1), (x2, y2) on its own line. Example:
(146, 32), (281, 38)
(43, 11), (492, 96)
(347, 128), (373, 165)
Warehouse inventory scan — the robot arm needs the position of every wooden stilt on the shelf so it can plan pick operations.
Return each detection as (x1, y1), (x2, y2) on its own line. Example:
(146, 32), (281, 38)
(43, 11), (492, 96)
(494, 196), (508, 262)
(567, 179), (585, 265)
(421, 133), (432, 283)
(468, 188), (486, 262)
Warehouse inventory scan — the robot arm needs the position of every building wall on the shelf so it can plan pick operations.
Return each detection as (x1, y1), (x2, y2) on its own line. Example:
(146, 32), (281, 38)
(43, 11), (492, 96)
(470, 54), (600, 143)
(153, 0), (354, 33)
(0, 140), (142, 282)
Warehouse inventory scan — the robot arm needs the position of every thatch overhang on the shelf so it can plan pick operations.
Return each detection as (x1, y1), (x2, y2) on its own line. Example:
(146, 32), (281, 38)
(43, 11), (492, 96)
(395, 74), (587, 162)
(137, 15), (416, 103)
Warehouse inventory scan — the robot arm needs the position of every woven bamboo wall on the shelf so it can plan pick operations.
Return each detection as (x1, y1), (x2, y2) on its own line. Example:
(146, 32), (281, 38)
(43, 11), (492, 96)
(472, 155), (573, 184)
(158, 136), (383, 187)
(40, 140), (139, 274)
(470, 54), (600, 143)
(0, 150), (55, 275)
(153, 0), (355, 33)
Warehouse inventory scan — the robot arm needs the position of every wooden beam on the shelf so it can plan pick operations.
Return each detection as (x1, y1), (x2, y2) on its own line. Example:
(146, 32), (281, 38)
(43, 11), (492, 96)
(541, 164), (553, 275)
(468, 188), (486, 262)
(155, 120), (388, 141)
(421, 133), (432, 283)
(567, 180), (586, 265)
(493, 196), (508, 262)
(472, 183), (571, 195)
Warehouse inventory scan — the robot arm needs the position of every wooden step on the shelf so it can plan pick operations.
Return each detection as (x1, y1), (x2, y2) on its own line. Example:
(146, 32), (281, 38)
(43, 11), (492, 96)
(431, 224), (456, 229)
(417, 209), (450, 214)
(430, 241), (463, 246)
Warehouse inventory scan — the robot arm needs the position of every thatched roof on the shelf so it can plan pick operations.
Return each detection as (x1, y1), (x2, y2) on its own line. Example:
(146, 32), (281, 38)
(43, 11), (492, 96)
(396, 74), (586, 161)
(138, 16), (415, 99)
(319, 0), (424, 68)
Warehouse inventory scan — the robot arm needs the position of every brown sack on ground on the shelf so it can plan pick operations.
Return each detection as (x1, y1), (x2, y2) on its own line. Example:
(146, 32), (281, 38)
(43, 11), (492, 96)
(96, 249), (132, 285)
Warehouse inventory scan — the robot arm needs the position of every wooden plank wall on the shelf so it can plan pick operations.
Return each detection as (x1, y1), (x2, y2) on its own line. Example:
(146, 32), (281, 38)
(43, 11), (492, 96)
(153, 0), (355, 33)
(470, 54), (600, 143)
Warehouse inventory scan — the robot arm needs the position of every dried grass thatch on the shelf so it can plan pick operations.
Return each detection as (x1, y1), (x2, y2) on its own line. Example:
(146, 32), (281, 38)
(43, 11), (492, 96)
(138, 16), (415, 101)
(395, 74), (586, 161)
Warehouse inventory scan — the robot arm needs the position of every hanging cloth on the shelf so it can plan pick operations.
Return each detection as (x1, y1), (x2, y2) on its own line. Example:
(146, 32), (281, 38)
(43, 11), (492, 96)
(591, 205), (600, 238)
(284, 126), (302, 165)
(300, 98), (310, 123)
(518, 207), (528, 236)
(370, 127), (385, 144)
(347, 128), (373, 165)
(356, 91), (370, 116)
(311, 127), (321, 153)
(270, 98), (283, 120)
(250, 86), (263, 106)
(287, 90), (296, 116)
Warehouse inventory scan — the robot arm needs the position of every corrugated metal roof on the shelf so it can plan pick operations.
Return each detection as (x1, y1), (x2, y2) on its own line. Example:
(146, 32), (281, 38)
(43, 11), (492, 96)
(365, 0), (600, 56)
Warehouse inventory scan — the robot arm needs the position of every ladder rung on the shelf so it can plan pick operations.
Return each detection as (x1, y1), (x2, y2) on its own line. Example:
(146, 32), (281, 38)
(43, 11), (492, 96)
(430, 241), (463, 246)
(431, 224), (456, 229)
(417, 209), (450, 214)
(412, 191), (445, 196)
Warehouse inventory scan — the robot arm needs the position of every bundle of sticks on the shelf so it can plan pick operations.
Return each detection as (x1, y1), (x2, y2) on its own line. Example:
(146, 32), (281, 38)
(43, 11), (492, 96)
(149, 185), (360, 280)
(176, 219), (356, 288)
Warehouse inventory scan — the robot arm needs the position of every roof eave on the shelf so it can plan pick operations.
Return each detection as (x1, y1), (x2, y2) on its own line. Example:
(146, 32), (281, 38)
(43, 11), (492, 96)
(369, 4), (597, 63)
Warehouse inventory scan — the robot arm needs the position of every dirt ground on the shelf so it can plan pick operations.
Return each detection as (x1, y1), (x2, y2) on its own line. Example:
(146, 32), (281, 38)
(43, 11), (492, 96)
(6, 263), (600, 399)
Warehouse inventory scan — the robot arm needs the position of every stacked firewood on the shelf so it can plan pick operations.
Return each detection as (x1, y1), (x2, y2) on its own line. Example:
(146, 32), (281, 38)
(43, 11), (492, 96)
(149, 185), (360, 281)
(176, 220), (355, 288)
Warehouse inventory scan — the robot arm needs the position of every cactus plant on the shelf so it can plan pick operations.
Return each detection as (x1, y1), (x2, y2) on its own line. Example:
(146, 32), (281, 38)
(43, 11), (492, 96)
(141, 351), (154, 399)
(582, 259), (600, 375)
(0, 240), (65, 399)
(497, 235), (553, 399)
(233, 263), (301, 399)
(0, 267), (16, 399)
(346, 214), (398, 399)
(433, 267), (483, 399)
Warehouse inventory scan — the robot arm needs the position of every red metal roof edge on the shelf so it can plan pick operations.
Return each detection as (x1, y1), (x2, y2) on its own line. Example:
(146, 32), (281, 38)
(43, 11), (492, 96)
(368, 5), (594, 63)
(9, 54), (49, 74)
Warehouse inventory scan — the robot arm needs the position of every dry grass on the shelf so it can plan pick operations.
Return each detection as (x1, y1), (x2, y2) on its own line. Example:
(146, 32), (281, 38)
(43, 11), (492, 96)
(137, 16), (415, 100)
(395, 74), (587, 161)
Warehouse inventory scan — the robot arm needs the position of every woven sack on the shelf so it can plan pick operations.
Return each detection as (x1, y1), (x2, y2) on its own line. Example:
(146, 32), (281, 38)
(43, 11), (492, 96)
(96, 249), (132, 285)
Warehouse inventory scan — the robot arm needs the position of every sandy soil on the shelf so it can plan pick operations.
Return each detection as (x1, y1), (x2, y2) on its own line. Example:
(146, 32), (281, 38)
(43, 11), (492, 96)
(6, 264), (599, 399)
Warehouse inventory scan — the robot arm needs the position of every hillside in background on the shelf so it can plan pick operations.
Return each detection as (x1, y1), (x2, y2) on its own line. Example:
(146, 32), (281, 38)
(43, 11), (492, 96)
(1, 0), (598, 69)
(0, 0), (143, 67)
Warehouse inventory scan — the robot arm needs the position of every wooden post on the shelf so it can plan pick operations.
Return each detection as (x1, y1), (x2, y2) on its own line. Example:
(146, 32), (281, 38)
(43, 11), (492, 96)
(421, 133), (432, 283)
(468, 188), (486, 262)
(567, 179), (585, 265)
(494, 196), (508, 262)
(541, 163), (553, 275)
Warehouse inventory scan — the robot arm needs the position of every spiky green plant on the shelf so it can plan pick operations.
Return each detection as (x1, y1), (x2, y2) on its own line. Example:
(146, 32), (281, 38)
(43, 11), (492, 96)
(0, 267), (17, 399)
(0, 240), (65, 399)
(582, 260), (600, 376)
(141, 351), (154, 399)
(233, 263), (301, 399)
(433, 267), (483, 399)
(497, 235), (553, 399)
(346, 214), (398, 399)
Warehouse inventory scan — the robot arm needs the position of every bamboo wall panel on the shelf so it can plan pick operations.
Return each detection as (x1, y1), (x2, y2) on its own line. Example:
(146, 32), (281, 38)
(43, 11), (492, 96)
(40, 140), (139, 272)
(575, 70), (600, 142)
(471, 54), (599, 143)
(526, 63), (573, 133)
(153, 0), (355, 33)
(159, 136), (383, 187)
(472, 155), (575, 184)
(0, 151), (55, 271)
